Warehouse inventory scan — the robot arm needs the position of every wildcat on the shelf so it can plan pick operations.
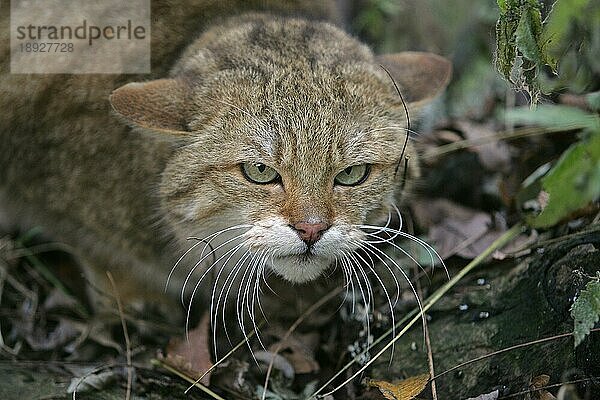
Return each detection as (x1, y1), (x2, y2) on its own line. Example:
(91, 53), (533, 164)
(0, 0), (451, 319)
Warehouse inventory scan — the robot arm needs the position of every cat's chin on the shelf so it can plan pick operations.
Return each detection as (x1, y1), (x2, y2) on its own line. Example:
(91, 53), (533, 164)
(269, 254), (333, 284)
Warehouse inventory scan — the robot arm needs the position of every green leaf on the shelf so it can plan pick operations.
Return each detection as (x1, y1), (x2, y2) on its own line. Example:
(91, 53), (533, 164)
(497, 0), (508, 13)
(495, 0), (558, 103)
(571, 277), (600, 347)
(495, 1), (519, 80)
(528, 130), (600, 228)
(545, 0), (590, 53)
(515, 5), (542, 66)
(505, 105), (600, 131)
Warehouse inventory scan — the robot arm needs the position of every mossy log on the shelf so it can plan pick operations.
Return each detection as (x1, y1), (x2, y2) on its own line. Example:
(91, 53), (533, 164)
(368, 229), (600, 399)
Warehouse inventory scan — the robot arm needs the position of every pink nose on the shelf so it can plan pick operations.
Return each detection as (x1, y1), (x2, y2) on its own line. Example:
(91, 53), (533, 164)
(293, 222), (330, 245)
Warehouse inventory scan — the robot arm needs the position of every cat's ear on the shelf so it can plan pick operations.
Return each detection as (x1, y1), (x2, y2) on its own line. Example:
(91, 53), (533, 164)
(109, 78), (190, 135)
(376, 52), (452, 105)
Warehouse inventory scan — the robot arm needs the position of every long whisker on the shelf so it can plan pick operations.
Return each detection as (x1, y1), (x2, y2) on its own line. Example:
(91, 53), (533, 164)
(222, 252), (253, 346)
(357, 224), (446, 276)
(239, 249), (270, 355)
(347, 254), (373, 353)
(336, 257), (351, 298)
(358, 240), (426, 343)
(250, 249), (272, 339)
(348, 252), (374, 314)
(361, 232), (426, 275)
(360, 204), (403, 244)
(350, 242), (398, 358)
(213, 250), (251, 354)
(365, 209), (393, 238)
(357, 244), (400, 307)
(340, 255), (356, 314)
(352, 246), (397, 315)
(184, 240), (248, 340)
(252, 249), (273, 326)
(181, 232), (248, 307)
(166, 224), (251, 291)
(343, 254), (370, 331)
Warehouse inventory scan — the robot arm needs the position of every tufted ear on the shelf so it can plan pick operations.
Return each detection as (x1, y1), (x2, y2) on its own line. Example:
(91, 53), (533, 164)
(376, 52), (452, 105)
(109, 78), (190, 135)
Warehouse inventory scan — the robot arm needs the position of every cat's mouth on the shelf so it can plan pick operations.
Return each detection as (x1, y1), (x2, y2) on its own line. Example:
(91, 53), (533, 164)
(269, 252), (333, 283)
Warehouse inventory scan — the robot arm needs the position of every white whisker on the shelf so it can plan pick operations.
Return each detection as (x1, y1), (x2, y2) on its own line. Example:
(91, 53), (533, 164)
(358, 240), (426, 342)
(180, 231), (249, 306)
(166, 224), (251, 292)
(213, 250), (251, 354)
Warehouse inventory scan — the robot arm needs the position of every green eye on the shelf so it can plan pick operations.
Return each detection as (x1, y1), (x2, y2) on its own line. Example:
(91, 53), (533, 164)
(334, 164), (370, 186)
(241, 162), (280, 184)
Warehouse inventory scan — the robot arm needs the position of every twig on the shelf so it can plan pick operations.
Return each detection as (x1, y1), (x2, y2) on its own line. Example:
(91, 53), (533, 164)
(311, 223), (524, 398)
(107, 272), (133, 400)
(261, 285), (345, 400)
(422, 125), (575, 161)
(433, 327), (600, 381)
(498, 376), (599, 399)
(71, 362), (119, 400)
(416, 276), (437, 400)
(154, 358), (226, 400)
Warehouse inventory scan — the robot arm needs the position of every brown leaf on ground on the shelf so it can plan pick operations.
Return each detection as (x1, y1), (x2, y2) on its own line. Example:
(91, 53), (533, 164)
(530, 374), (557, 400)
(159, 313), (212, 385)
(454, 121), (513, 173)
(365, 373), (429, 400)
(411, 198), (506, 259)
(466, 390), (499, 400)
(268, 332), (320, 374)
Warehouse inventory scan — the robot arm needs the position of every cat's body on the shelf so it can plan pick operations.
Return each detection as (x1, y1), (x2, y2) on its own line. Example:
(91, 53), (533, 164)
(0, 1), (450, 307)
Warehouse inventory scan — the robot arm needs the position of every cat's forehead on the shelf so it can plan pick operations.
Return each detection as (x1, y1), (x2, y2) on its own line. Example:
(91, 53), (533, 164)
(185, 65), (407, 171)
(181, 15), (408, 169)
(238, 83), (406, 173)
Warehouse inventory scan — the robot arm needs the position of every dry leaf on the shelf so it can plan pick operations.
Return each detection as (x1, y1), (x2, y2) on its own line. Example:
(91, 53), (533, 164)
(411, 198), (506, 259)
(268, 332), (320, 374)
(455, 121), (512, 173)
(466, 390), (499, 400)
(159, 313), (212, 385)
(530, 374), (557, 400)
(254, 350), (295, 379)
(365, 373), (429, 400)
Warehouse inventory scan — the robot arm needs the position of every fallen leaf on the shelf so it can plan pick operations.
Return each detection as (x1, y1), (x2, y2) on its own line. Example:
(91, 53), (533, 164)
(411, 198), (506, 259)
(67, 370), (118, 394)
(530, 374), (557, 400)
(455, 121), (513, 173)
(268, 332), (320, 374)
(365, 373), (429, 400)
(466, 389), (499, 400)
(159, 313), (212, 385)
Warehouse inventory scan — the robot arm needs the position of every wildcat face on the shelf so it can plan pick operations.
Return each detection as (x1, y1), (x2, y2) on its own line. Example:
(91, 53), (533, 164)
(109, 14), (451, 284)
(162, 70), (410, 283)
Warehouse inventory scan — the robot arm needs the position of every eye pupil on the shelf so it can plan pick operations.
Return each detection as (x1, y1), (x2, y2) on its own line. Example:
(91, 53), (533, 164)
(345, 166), (353, 175)
(257, 164), (266, 173)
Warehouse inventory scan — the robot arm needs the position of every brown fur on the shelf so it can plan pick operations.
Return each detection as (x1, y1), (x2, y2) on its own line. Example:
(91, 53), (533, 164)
(0, 1), (451, 304)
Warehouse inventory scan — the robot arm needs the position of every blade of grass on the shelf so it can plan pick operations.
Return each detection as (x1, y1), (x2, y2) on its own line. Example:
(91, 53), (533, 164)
(153, 358), (226, 400)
